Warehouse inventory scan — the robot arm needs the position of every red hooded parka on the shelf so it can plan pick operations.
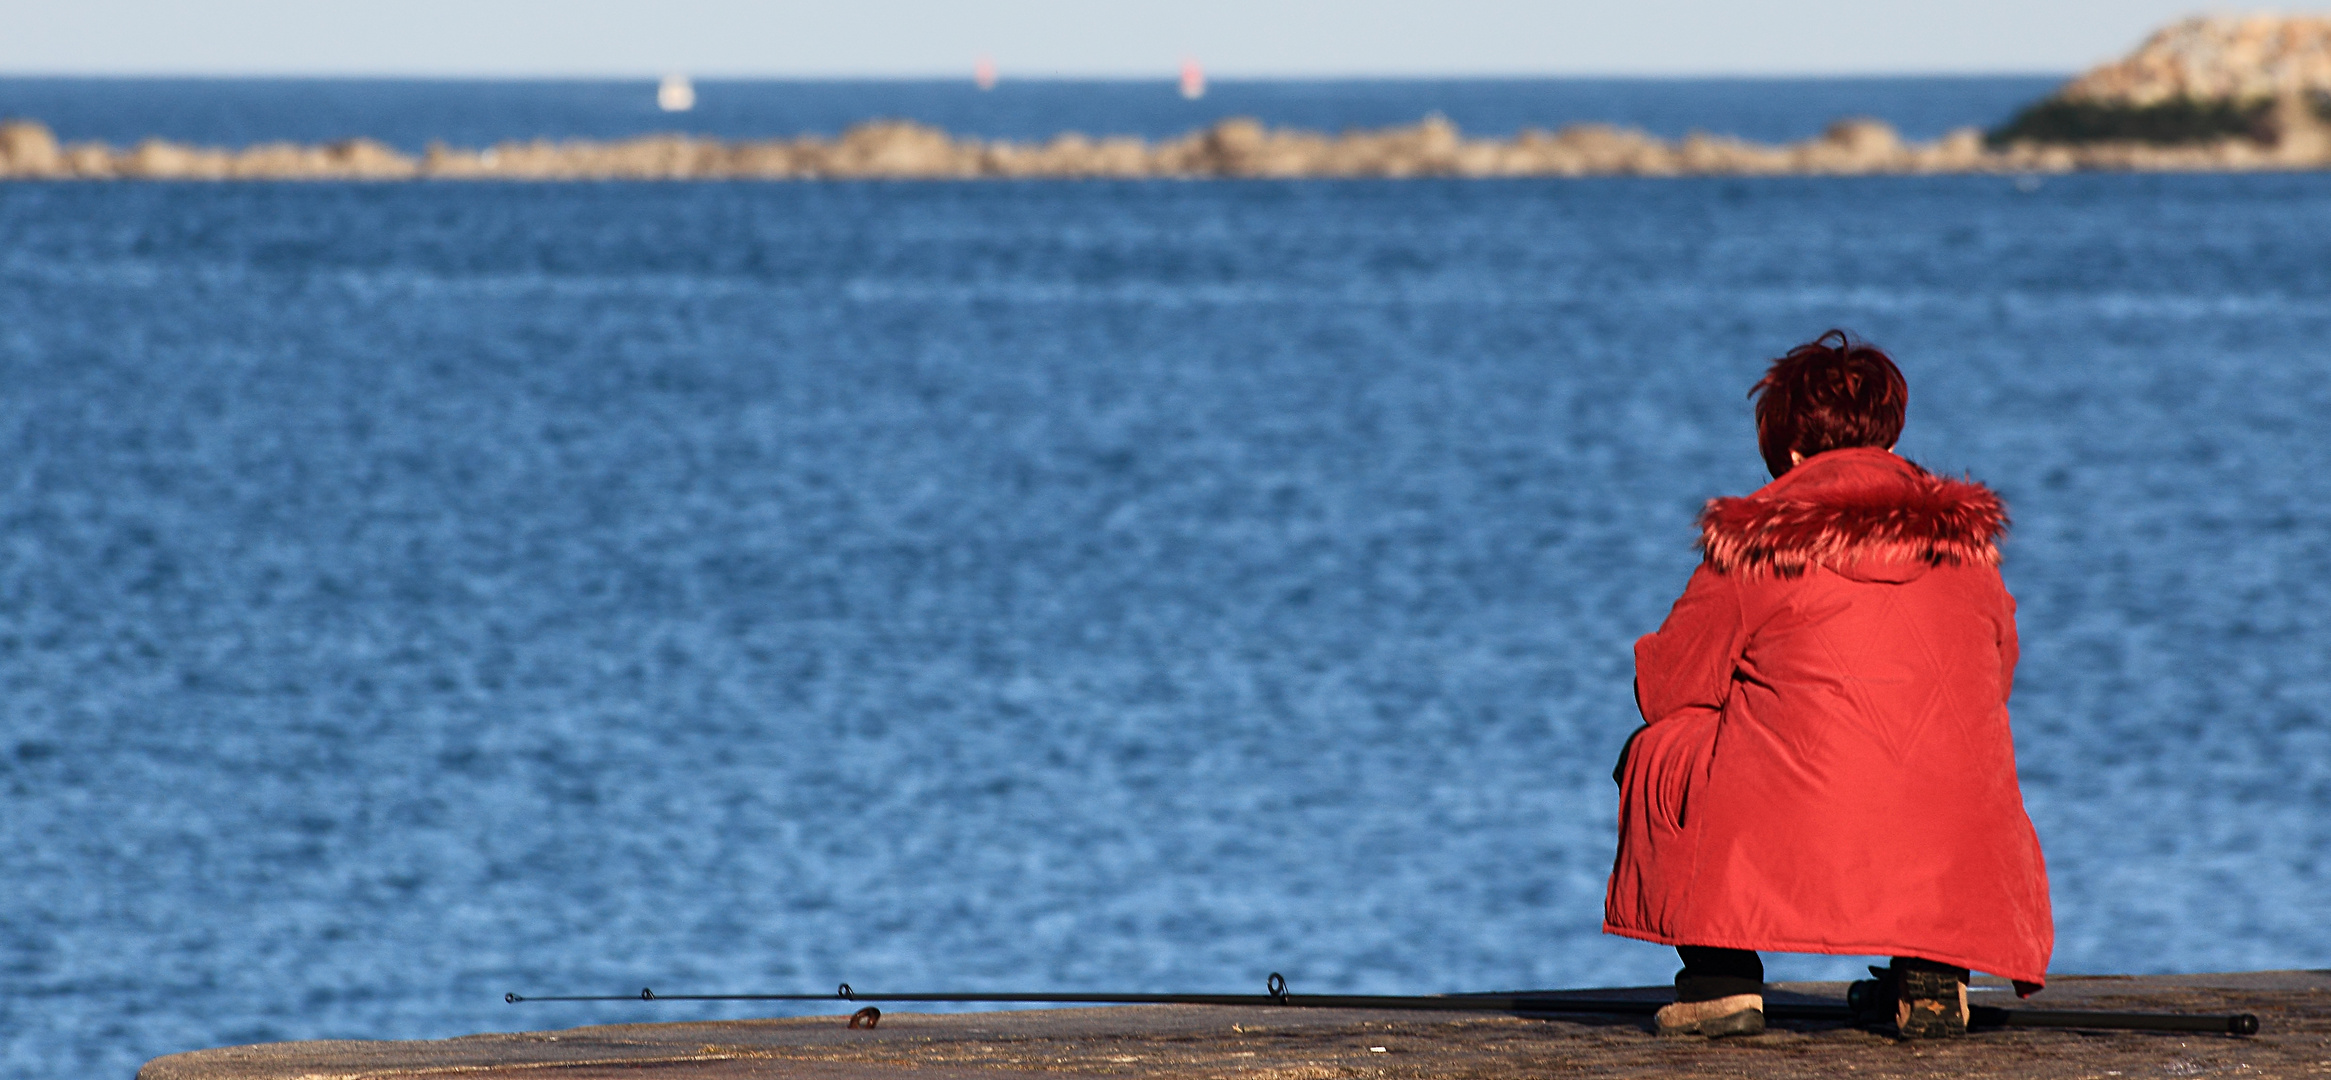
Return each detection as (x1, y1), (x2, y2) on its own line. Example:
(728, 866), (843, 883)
(1604, 447), (2053, 987)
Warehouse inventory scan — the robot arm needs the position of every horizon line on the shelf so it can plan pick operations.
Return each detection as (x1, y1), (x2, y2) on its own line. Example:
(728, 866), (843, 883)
(0, 69), (2077, 82)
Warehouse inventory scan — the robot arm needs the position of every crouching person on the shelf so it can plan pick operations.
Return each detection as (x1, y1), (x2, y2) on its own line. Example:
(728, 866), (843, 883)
(1605, 331), (2053, 1039)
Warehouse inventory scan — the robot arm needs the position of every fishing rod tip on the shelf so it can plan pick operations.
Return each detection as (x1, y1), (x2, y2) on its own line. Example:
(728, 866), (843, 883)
(505, 994), (521, 1004)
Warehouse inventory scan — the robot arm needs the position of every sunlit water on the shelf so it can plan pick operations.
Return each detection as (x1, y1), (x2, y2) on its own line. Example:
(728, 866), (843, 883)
(2, 81), (2329, 1079)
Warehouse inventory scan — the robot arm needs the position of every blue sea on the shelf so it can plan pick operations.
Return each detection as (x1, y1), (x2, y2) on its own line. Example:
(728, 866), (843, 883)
(3, 78), (2330, 1080)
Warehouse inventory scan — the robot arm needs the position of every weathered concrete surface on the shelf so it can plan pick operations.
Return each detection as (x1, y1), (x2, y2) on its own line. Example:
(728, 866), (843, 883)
(140, 971), (2331, 1079)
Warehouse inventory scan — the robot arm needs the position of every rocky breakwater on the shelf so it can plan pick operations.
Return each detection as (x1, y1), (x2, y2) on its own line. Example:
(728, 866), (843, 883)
(1990, 13), (2331, 166)
(0, 113), (2092, 181)
(0, 121), (419, 180)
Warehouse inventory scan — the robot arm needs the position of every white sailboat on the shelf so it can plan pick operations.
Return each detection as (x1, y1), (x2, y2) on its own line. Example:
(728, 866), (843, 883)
(658, 74), (696, 112)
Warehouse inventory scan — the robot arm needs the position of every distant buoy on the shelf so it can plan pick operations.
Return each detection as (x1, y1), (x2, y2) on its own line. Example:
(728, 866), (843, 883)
(658, 74), (695, 112)
(1179, 57), (1205, 100)
(975, 55), (997, 91)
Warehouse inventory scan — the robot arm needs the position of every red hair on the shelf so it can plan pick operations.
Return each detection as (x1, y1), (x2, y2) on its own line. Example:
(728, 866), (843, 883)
(1751, 330), (1907, 478)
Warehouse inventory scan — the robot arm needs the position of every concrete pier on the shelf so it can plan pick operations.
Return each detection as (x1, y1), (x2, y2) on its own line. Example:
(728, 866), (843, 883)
(138, 970), (2331, 1080)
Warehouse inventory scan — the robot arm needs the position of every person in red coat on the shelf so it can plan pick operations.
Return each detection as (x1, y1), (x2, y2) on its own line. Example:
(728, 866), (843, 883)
(1606, 331), (2052, 1039)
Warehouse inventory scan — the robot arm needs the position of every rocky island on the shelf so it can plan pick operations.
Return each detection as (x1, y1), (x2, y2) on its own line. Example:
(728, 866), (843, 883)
(1992, 13), (2331, 154)
(5, 12), (2330, 181)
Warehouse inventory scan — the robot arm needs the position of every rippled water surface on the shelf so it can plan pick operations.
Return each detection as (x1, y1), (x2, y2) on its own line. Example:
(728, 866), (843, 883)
(3, 81), (2331, 1080)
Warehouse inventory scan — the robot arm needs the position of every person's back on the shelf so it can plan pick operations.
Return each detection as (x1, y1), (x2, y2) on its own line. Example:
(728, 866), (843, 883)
(1606, 333), (2052, 1040)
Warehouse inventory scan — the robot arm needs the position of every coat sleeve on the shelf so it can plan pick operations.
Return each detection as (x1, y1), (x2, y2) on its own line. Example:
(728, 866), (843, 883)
(1634, 564), (1747, 725)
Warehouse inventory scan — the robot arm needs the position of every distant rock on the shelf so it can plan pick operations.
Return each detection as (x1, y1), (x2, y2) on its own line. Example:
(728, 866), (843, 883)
(2059, 14), (2331, 105)
(1810, 117), (1907, 168)
(0, 120), (62, 174)
(1994, 13), (2331, 147)
(826, 120), (977, 177)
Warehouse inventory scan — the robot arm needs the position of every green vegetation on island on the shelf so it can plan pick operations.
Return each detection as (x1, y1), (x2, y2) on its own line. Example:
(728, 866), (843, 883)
(1988, 97), (2284, 147)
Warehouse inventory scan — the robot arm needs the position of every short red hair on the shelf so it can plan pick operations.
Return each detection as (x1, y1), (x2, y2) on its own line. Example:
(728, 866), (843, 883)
(1751, 330), (1908, 478)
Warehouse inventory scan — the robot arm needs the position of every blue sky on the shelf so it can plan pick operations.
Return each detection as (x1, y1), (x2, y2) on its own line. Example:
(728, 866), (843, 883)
(1, 0), (2309, 77)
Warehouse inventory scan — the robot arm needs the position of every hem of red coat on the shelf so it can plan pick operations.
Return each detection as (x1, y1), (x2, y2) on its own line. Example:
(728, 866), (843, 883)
(1601, 922), (2047, 990)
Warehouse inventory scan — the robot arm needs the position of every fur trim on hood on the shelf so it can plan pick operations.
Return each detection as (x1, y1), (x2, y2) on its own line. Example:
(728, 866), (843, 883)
(1697, 449), (2007, 578)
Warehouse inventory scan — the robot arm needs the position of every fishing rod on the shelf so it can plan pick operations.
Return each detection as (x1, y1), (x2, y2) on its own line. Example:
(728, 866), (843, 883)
(508, 973), (1675, 1016)
(506, 971), (2260, 1036)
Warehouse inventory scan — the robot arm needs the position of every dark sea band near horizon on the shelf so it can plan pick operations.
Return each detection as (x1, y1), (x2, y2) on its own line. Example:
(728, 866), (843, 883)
(2, 77), (2329, 1080)
(0, 75), (2067, 150)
